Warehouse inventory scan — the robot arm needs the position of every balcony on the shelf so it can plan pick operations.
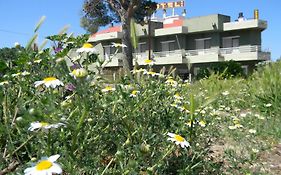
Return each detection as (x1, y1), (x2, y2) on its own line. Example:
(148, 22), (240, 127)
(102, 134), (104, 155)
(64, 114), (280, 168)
(186, 48), (223, 64)
(134, 50), (186, 65)
(223, 19), (267, 31)
(102, 45), (270, 67)
(220, 45), (270, 61)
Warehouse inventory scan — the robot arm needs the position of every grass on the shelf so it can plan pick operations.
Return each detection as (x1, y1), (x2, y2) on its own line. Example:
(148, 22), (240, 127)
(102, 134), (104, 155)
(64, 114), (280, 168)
(0, 35), (281, 174)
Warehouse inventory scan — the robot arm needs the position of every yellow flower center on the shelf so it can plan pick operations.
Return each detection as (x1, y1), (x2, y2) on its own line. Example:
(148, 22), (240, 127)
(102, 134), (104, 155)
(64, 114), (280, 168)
(40, 122), (49, 127)
(82, 43), (93, 48)
(36, 160), (53, 170)
(43, 77), (57, 82)
(174, 135), (185, 142)
(144, 59), (152, 64)
(72, 68), (87, 77)
(147, 71), (156, 75)
(105, 86), (112, 91)
(167, 79), (174, 82)
(131, 90), (138, 95)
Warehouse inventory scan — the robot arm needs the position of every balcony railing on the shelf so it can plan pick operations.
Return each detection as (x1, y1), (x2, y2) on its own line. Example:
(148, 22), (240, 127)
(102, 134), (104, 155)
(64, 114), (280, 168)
(186, 48), (219, 56)
(220, 45), (262, 54)
(153, 49), (184, 57)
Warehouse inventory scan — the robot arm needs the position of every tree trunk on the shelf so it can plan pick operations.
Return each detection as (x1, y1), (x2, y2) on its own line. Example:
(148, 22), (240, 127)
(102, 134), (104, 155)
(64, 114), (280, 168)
(121, 17), (134, 75)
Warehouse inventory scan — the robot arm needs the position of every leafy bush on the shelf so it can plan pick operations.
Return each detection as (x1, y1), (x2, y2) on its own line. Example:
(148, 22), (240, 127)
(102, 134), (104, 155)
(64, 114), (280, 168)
(196, 60), (244, 80)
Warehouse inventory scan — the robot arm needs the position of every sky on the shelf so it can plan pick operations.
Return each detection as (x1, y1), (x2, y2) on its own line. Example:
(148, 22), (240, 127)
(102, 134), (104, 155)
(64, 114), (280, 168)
(0, 0), (280, 60)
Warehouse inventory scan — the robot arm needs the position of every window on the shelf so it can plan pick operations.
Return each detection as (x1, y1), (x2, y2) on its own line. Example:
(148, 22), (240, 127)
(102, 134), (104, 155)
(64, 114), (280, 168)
(161, 40), (175, 52)
(104, 46), (116, 59)
(222, 36), (240, 48)
(195, 38), (211, 50)
(138, 42), (147, 53)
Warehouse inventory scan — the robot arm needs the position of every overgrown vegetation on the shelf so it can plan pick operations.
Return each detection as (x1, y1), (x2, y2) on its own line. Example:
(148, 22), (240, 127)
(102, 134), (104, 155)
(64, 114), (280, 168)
(0, 31), (280, 175)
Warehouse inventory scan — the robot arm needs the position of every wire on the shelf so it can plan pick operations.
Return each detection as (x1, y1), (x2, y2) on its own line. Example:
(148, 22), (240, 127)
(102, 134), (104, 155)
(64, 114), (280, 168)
(0, 29), (30, 36)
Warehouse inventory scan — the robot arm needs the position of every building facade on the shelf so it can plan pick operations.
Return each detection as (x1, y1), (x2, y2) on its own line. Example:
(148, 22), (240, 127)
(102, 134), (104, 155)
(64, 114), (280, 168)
(88, 11), (270, 79)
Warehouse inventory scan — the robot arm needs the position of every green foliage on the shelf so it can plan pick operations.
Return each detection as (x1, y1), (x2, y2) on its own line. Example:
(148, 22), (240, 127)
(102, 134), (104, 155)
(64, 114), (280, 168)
(1, 29), (280, 174)
(196, 60), (244, 80)
(81, 0), (157, 33)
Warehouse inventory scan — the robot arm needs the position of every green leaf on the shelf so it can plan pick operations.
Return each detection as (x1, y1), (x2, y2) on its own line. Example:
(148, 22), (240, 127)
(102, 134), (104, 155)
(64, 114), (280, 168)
(34, 16), (46, 33)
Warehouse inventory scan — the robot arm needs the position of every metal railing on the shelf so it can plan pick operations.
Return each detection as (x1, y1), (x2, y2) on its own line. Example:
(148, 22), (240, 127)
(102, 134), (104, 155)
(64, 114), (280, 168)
(186, 48), (219, 56)
(131, 45), (268, 58)
(153, 49), (183, 57)
(220, 45), (262, 54)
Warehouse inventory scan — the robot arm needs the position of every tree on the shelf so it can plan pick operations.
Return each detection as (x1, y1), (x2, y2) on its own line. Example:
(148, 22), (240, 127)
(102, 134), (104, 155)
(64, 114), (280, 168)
(81, 0), (157, 73)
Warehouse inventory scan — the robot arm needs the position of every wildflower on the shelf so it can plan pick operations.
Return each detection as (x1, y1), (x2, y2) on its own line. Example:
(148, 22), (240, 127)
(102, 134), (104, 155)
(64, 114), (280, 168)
(167, 133), (190, 148)
(165, 78), (178, 87)
(34, 59), (42, 63)
(173, 93), (183, 100)
(77, 43), (97, 53)
(34, 77), (64, 88)
(178, 106), (190, 113)
(24, 154), (62, 175)
(144, 59), (155, 65)
(101, 86), (116, 93)
(252, 148), (259, 153)
(28, 122), (65, 131)
(14, 42), (20, 48)
(249, 129), (257, 134)
(131, 68), (147, 74)
(111, 42), (127, 48)
(200, 110), (206, 114)
(186, 120), (192, 127)
(130, 90), (140, 97)
(234, 123), (243, 128)
(170, 103), (179, 108)
(228, 125), (237, 130)
(198, 120), (206, 127)
(71, 68), (88, 78)
(222, 91), (230, 96)
(144, 71), (157, 77)
(22, 71), (31, 76)
(12, 72), (21, 77)
(264, 103), (272, 107)
(0, 81), (9, 86)
(257, 116), (265, 120)
(65, 83), (76, 92)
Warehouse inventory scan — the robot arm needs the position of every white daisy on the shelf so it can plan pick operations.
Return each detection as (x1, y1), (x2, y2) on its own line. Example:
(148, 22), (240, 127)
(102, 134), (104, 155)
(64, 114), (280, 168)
(101, 86), (116, 93)
(143, 71), (157, 77)
(222, 91), (230, 96)
(34, 59), (42, 64)
(111, 42), (127, 48)
(129, 90), (140, 97)
(34, 77), (64, 88)
(12, 72), (21, 77)
(28, 122), (65, 131)
(0, 81), (9, 86)
(264, 103), (272, 107)
(173, 93), (183, 100)
(131, 68), (147, 74)
(167, 132), (190, 148)
(76, 43), (97, 53)
(22, 71), (31, 76)
(198, 120), (206, 127)
(24, 154), (62, 175)
(70, 68), (88, 78)
(165, 78), (178, 87)
(249, 129), (257, 134)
